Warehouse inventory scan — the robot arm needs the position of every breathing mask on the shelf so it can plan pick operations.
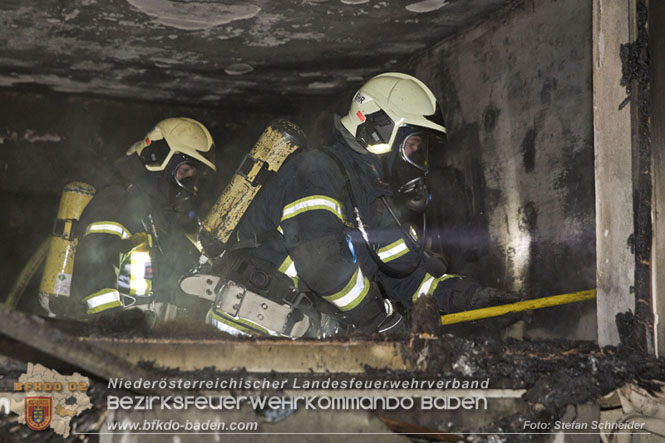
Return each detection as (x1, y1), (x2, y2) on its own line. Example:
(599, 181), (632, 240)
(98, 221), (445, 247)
(388, 126), (445, 213)
(165, 154), (205, 231)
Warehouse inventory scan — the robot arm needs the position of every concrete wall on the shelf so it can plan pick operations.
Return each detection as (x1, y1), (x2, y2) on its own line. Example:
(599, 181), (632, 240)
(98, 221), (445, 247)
(0, 90), (278, 309)
(412, 0), (596, 340)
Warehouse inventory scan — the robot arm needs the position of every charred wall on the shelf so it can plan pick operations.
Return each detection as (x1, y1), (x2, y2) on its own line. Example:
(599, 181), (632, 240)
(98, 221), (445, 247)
(0, 90), (279, 309)
(0, 0), (599, 341)
(412, 0), (596, 339)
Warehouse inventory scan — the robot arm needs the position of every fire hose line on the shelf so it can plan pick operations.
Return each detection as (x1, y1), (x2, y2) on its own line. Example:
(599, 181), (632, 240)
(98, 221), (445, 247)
(5, 237), (50, 308)
(440, 289), (597, 325)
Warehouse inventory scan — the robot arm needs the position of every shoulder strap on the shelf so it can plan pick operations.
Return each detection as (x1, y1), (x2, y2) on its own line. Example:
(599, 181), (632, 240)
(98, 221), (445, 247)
(225, 229), (284, 254)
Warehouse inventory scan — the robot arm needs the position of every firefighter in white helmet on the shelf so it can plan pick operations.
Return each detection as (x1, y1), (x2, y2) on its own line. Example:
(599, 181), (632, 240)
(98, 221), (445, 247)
(53, 118), (217, 325)
(203, 73), (519, 338)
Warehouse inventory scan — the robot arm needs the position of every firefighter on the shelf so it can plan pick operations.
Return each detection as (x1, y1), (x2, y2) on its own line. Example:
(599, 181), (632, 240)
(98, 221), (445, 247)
(53, 117), (217, 325)
(204, 73), (519, 338)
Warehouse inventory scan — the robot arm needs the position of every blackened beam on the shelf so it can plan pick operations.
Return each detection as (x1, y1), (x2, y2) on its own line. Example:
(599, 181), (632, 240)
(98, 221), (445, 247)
(75, 336), (418, 373)
(0, 305), (160, 393)
(0, 305), (418, 374)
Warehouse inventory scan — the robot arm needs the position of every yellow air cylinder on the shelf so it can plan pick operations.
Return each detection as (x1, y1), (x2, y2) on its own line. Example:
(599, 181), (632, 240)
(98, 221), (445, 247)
(39, 182), (96, 309)
(202, 119), (306, 246)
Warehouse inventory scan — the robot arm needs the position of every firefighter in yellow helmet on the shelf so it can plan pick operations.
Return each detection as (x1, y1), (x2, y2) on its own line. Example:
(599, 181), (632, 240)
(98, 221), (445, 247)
(52, 118), (217, 325)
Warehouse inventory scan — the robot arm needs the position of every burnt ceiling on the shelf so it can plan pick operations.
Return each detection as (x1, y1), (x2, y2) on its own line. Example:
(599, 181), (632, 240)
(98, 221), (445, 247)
(0, 0), (513, 110)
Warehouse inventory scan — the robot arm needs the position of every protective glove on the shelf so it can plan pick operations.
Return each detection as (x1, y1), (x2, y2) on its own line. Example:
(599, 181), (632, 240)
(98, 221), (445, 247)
(446, 278), (522, 312)
(467, 286), (522, 309)
(469, 287), (526, 329)
(410, 293), (441, 336)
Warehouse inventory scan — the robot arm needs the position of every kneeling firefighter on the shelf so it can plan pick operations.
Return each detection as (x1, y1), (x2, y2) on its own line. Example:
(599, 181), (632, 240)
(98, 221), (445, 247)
(52, 117), (217, 325)
(191, 73), (519, 338)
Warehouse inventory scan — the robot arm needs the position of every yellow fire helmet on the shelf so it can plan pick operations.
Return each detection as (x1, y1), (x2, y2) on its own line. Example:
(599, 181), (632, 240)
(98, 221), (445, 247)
(340, 72), (446, 155)
(127, 117), (217, 173)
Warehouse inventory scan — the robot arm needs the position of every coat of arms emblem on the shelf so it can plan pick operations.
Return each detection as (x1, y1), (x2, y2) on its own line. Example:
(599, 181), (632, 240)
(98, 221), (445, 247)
(25, 397), (52, 431)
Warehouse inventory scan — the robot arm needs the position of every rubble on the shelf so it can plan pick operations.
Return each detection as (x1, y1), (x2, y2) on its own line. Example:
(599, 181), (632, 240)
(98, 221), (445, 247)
(1, 306), (663, 442)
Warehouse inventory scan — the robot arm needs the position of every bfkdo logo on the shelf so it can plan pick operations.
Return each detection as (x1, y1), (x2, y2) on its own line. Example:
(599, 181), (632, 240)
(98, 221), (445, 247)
(12, 363), (92, 438)
(25, 397), (52, 431)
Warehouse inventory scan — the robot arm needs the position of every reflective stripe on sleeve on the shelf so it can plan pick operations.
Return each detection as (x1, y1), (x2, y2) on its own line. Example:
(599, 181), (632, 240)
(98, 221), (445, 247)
(277, 255), (299, 286)
(281, 195), (344, 222)
(82, 288), (123, 314)
(323, 267), (370, 311)
(129, 250), (151, 296)
(377, 238), (409, 263)
(412, 273), (459, 303)
(278, 255), (298, 278)
(83, 221), (130, 239)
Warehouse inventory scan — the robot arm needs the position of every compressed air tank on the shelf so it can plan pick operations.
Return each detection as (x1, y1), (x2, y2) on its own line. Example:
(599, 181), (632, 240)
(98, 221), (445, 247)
(202, 119), (306, 247)
(38, 182), (96, 312)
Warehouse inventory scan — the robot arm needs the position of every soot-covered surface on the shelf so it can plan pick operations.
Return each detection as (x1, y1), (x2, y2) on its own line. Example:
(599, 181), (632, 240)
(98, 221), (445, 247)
(0, 0), (515, 111)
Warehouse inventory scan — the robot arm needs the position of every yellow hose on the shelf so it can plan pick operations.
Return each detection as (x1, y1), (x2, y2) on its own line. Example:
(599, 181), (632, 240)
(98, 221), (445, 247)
(440, 289), (597, 325)
(5, 237), (50, 308)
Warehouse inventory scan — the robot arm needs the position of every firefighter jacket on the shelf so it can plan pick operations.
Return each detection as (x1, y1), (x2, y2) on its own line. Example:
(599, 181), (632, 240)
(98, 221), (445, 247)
(64, 165), (199, 319)
(206, 126), (463, 336)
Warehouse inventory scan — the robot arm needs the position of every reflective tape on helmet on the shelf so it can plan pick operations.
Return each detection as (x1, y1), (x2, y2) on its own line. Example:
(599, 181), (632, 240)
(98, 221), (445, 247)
(281, 195), (344, 222)
(83, 221), (130, 239)
(206, 307), (278, 337)
(377, 238), (409, 263)
(82, 288), (123, 314)
(412, 273), (460, 303)
(323, 267), (370, 312)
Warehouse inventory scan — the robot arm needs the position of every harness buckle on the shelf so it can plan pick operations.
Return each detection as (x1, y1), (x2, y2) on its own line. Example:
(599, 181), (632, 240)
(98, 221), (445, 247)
(283, 290), (313, 310)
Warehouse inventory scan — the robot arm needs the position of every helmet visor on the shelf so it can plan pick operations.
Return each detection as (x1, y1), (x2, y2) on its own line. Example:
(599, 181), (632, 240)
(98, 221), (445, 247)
(139, 138), (172, 170)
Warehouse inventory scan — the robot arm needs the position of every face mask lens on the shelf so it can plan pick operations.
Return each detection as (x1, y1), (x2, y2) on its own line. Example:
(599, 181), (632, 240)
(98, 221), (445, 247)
(170, 171), (200, 230)
(173, 163), (199, 195)
(399, 133), (430, 173)
(140, 139), (171, 168)
(402, 134), (427, 169)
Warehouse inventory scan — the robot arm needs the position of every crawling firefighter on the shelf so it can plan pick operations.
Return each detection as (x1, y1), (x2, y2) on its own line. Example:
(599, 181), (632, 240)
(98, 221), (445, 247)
(189, 73), (520, 338)
(50, 117), (217, 326)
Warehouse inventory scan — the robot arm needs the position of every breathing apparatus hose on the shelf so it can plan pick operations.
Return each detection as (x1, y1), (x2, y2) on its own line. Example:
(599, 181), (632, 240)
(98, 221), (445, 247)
(5, 237), (50, 308)
(380, 196), (427, 271)
(321, 149), (427, 279)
